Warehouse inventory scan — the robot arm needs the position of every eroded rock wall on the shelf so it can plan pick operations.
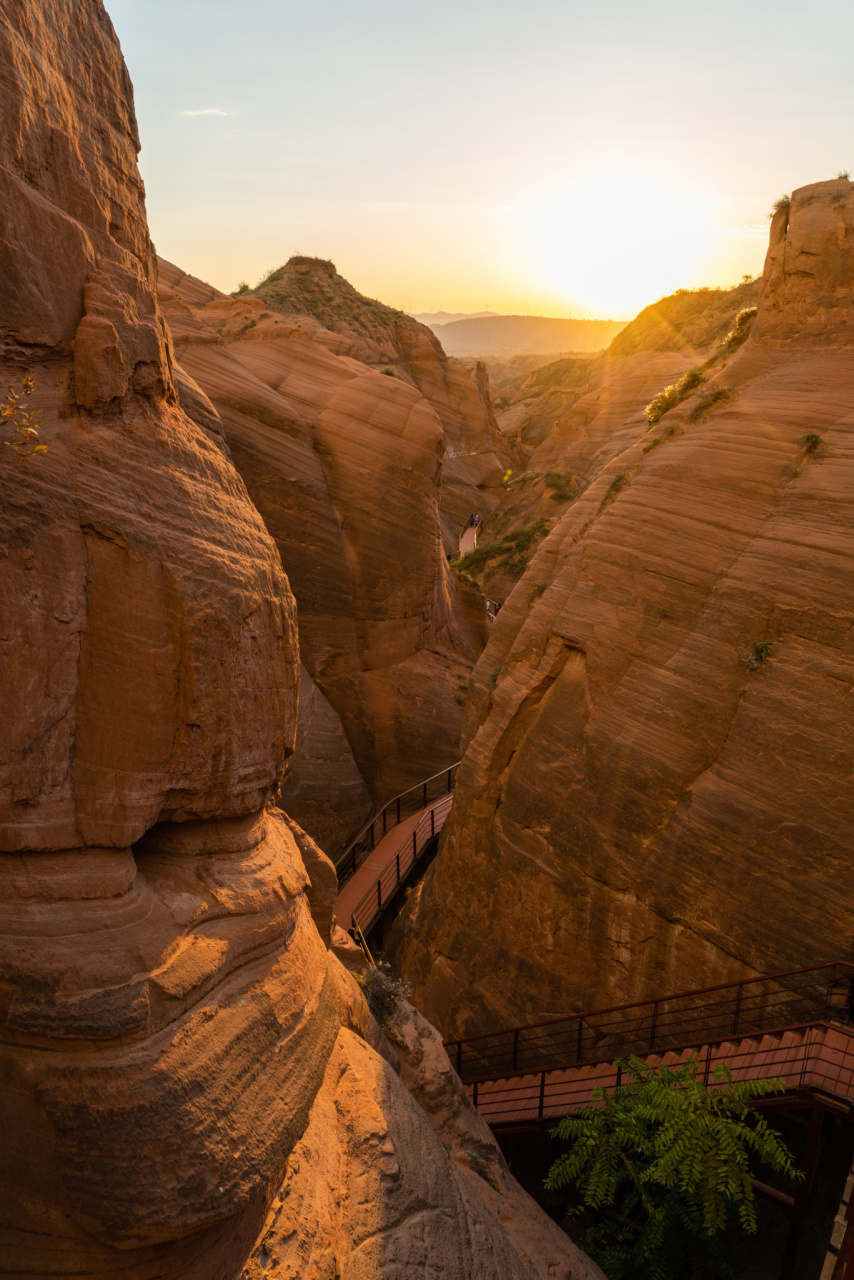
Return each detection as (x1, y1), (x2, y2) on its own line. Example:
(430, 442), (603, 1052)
(159, 261), (483, 809)
(395, 179), (854, 1038)
(0, 6), (599, 1279)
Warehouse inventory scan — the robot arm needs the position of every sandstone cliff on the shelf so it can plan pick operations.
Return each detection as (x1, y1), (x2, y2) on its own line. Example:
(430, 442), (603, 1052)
(455, 280), (761, 605)
(243, 256), (521, 549)
(0, 4), (600, 1279)
(395, 179), (854, 1039)
(158, 262), (485, 822)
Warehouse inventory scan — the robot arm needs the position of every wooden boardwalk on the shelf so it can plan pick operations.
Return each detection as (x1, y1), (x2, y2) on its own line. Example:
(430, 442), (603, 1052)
(336, 793), (453, 931)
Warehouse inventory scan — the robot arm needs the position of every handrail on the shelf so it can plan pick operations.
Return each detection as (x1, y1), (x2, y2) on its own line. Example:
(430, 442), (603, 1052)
(350, 794), (452, 936)
(465, 1020), (854, 1129)
(335, 762), (459, 887)
(447, 960), (854, 1048)
(446, 961), (854, 1084)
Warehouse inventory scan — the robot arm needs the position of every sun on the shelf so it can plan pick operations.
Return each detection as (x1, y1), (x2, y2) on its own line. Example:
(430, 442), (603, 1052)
(522, 168), (709, 319)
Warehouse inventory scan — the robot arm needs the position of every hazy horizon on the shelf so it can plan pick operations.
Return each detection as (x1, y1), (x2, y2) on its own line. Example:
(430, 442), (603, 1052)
(108, 0), (853, 320)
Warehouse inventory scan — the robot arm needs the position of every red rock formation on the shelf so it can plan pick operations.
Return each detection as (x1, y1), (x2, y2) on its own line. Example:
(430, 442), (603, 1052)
(242, 255), (522, 547)
(457, 282), (761, 606)
(158, 266), (482, 811)
(395, 179), (854, 1039)
(0, 5), (600, 1278)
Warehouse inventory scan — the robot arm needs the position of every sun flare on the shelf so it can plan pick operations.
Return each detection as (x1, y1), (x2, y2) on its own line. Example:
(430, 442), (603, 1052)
(523, 168), (710, 319)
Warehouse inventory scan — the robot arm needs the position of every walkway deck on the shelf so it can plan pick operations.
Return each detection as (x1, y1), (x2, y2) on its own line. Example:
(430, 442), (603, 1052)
(467, 1023), (854, 1128)
(335, 793), (453, 930)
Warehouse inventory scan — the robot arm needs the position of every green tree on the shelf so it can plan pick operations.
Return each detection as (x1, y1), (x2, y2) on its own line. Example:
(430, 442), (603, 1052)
(2, 378), (46, 459)
(545, 1054), (802, 1280)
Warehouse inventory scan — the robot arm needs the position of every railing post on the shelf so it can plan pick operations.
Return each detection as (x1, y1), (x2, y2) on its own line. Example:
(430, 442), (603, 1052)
(423, 781), (428, 807)
(650, 1001), (659, 1051)
(703, 1042), (712, 1086)
(538, 1070), (546, 1119)
(576, 1018), (583, 1062)
(447, 768), (452, 794)
(512, 1030), (519, 1071)
(472, 1081), (479, 1109)
(615, 1063), (622, 1092)
(732, 984), (743, 1036)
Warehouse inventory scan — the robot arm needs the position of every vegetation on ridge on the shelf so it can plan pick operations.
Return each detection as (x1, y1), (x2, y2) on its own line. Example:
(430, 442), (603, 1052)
(546, 1055), (801, 1280)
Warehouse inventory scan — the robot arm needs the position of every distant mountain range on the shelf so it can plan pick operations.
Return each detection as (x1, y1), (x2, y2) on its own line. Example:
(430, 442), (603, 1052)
(429, 314), (628, 357)
(409, 310), (499, 326)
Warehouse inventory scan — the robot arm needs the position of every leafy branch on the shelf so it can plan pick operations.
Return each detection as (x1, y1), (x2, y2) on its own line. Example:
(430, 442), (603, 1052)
(545, 1054), (802, 1279)
(2, 378), (46, 460)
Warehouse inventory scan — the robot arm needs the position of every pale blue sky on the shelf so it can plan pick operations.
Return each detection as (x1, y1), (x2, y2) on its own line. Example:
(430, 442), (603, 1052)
(107, 0), (854, 317)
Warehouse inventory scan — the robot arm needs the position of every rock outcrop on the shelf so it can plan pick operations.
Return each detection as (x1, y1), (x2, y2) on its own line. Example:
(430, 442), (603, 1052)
(456, 281), (761, 605)
(395, 179), (854, 1038)
(242, 255), (521, 548)
(158, 263), (483, 815)
(0, 5), (600, 1279)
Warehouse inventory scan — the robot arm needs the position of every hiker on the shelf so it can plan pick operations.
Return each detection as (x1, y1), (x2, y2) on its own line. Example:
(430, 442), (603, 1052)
(468, 513), (477, 527)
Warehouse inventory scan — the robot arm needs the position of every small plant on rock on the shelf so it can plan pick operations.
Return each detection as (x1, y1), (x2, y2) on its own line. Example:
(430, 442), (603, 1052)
(685, 385), (734, 422)
(359, 962), (411, 1025)
(2, 379), (46, 460)
(741, 641), (773, 671)
(645, 367), (704, 426)
(800, 431), (824, 455)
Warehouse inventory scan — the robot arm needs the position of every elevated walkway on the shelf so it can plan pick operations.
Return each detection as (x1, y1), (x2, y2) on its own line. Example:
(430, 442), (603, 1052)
(334, 764), (458, 943)
(446, 962), (854, 1119)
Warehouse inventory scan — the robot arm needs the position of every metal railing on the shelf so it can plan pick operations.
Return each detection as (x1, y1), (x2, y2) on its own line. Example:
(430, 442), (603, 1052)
(350, 794), (453, 936)
(335, 763), (459, 887)
(446, 962), (854, 1084)
(467, 1021), (854, 1129)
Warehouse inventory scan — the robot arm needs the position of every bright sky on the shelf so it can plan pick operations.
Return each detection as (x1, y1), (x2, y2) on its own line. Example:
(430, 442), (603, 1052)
(107, 0), (853, 320)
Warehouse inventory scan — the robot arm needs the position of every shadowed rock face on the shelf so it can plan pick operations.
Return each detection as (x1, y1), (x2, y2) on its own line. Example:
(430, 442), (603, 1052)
(395, 179), (854, 1039)
(158, 263), (485, 812)
(0, 5), (602, 1279)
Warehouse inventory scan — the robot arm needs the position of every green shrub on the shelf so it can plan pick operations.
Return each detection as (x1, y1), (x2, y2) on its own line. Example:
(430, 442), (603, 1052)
(741, 641), (773, 670)
(488, 665), (501, 684)
(645, 367), (704, 426)
(721, 306), (758, 351)
(685, 385), (734, 422)
(545, 1054), (801, 1280)
(359, 963), (411, 1025)
(770, 194), (791, 221)
(380, 366), (396, 377)
(529, 580), (548, 604)
(800, 431), (823, 454)
(544, 469), (575, 502)
(457, 518), (550, 581)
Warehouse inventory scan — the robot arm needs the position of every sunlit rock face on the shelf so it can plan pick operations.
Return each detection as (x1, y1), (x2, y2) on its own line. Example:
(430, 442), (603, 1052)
(0, 5), (602, 1279)
(394, 179), (854, 1039)
(158, 261), (486, 813)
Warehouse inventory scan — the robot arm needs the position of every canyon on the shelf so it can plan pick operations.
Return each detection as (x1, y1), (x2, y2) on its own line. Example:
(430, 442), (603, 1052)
(0, 2), (599, 1278)
(2, 0), (853, 1276)
(394, 179), (854, 1039)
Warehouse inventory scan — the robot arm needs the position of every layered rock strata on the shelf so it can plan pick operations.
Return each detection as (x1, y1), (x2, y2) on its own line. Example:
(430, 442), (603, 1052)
(396, 180), (854, 1038)
(158, 262), (482, 811)
(0, 5), (600, 1279)
(456, 281), (761, 605)
(243, 255), (521, 548)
